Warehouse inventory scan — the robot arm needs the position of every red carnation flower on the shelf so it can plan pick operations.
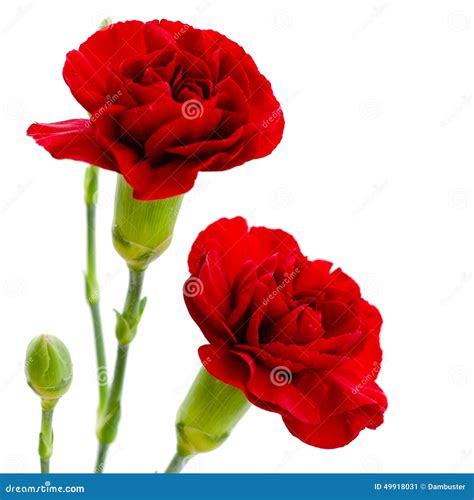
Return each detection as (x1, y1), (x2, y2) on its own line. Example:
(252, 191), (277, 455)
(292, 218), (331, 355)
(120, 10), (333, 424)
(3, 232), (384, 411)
(26, 20), (284, 200)
(184, 217), (387, 448)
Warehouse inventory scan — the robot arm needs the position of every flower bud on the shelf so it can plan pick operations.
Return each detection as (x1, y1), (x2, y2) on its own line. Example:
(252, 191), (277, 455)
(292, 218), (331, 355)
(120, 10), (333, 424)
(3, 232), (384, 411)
(112, 176), (183, 272)
(175, 368), (250, 457)
(25, 335), (73, 404)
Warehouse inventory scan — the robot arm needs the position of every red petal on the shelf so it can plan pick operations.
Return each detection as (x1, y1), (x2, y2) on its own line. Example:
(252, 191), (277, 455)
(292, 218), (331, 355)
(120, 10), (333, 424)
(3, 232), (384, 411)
(184, 281), (236, 346)
(27, 120), (116, 171)
(124, 162), (200, 200)
(282, 367), (387, 448)
(198, 344), (250, 391)
(187, 217), (250, 276)
(283, 403), (385, 449)
(77, 21), (146, 69)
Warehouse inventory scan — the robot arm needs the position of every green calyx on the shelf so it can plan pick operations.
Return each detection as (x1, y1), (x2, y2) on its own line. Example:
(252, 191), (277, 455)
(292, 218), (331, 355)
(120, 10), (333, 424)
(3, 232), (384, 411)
(175, 368), (251, 458)
(112, 175), (183, 272)
(25, 335), (73, 403)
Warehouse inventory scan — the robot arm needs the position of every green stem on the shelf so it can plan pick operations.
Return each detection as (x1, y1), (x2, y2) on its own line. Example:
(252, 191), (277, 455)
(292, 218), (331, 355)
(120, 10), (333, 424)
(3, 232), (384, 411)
(84, 165), (108, 414)
(95, 269), (145, 473)
(122, 269), (145, 325)
(165, 452), (190, 473)
(39, 403), (55, 473)
(90, 301), (107, 412)
(95, 442), (109, 474)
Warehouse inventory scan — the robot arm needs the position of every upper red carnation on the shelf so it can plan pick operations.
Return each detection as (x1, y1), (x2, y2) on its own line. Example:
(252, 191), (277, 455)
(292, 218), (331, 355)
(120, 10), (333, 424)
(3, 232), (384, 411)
(184, 217), (387, 449)
(27, 20), (284, 200)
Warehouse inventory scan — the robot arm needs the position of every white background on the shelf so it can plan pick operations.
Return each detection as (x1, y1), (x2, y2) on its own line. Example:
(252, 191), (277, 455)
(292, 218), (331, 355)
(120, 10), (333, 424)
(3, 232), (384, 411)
(0, 0), (473, 474)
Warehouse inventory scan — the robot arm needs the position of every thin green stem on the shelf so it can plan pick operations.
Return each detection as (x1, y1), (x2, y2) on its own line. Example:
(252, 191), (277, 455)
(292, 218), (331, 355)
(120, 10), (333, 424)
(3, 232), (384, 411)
(95, 442), (109, 473)
(84, 165), (108, 413)
(86, 203), (97, 275)
(39, 404), (54, 473)
(165, 452), (190, 473)
(122, 269), (145, 324)
(87, 17), (112, 475)
(90, 301), (107, 413)
(95, 269), (145, 473)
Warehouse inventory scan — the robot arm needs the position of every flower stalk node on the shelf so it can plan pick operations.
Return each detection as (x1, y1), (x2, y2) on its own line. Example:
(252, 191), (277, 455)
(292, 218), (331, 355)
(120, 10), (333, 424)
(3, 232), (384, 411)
(114, 296), (147, 345)
(84, 165), (99, 206)
(85, 272), (100, 305)
(38, 407), (54, 461)
(96, 402), (121, 445)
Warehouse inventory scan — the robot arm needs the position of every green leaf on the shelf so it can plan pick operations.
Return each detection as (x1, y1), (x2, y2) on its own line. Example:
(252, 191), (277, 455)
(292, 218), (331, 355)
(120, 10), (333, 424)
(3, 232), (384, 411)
(114, 310), (134, 345)
(132, 296), (147, 331)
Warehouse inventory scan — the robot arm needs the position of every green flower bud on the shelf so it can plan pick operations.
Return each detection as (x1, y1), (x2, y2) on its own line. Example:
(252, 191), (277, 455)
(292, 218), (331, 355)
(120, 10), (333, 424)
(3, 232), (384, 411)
(175, 368), (251, 458)
(99, 17), (112, 30)
(112, 175), (183, 272)
(25, 335), (73, 404)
